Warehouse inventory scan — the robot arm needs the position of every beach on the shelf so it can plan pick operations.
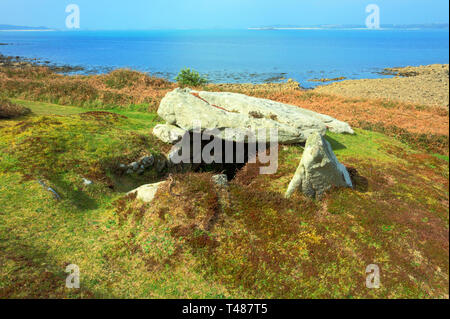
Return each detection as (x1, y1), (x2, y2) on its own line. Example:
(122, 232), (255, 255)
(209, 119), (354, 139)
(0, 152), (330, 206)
(314, 64), (449, 108)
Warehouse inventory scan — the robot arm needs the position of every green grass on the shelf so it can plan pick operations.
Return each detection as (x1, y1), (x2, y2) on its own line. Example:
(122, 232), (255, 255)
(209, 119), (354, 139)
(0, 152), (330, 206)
(432, 153), (449, 162)
(0, 99), (448, 299)
(0, 99), (232, 298)
(11, 99), (86, 116)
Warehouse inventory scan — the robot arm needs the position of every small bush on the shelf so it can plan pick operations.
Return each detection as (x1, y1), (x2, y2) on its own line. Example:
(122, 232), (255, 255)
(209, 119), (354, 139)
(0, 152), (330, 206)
(175, 68), (208, 87)
(0, 98), (31, 119)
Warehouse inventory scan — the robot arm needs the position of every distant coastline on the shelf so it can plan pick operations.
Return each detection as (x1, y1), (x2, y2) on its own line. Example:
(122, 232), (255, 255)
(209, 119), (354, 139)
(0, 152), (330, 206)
(248, 23), (449, 31)
(0, 30), (55, 32)
(0, 24), (53, 32)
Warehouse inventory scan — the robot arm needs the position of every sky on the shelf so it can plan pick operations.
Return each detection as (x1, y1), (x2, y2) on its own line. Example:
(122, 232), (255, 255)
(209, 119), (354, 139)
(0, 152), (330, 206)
(0, 0), (448, 30)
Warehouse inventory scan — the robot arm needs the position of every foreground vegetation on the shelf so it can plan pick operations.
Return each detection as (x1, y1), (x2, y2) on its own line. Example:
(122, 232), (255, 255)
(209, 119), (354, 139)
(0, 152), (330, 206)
(0, 67), (448, 298)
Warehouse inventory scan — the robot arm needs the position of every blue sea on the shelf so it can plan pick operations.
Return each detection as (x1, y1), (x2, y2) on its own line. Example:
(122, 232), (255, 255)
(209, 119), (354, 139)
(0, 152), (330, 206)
(0, 29), (448, 87)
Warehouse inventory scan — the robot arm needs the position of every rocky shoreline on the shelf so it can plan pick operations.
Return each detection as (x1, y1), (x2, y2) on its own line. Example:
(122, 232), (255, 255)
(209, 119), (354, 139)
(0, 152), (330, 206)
(1, 52), (448, 108)
(0, 53), (85, 73)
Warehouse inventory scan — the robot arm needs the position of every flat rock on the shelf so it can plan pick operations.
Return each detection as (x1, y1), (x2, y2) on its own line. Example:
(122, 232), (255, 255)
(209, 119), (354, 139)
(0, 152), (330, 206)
(152, 124), (186, 144)
(157, 88), (353, 144)
(127, 181), (166, 203)
(285, 132), (353, 199)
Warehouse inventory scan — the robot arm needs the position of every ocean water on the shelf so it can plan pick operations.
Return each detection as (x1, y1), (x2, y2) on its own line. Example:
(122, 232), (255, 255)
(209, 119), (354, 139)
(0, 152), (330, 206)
(0, 29), (448, 87)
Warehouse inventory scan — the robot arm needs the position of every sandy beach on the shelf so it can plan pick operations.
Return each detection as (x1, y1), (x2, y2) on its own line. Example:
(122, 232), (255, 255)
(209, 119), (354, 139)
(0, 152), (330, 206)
(313, 64), (449, 108)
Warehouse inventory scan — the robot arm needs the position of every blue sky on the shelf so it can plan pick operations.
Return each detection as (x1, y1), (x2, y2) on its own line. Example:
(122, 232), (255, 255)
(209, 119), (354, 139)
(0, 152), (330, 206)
(0, 0), (448, 29)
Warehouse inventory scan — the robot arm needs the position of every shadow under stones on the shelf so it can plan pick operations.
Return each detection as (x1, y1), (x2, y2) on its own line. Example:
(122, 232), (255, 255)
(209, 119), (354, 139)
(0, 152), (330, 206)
(172, 131), (276, 180)
(346, 166), (369, 193)
(325, 135), (347, 151)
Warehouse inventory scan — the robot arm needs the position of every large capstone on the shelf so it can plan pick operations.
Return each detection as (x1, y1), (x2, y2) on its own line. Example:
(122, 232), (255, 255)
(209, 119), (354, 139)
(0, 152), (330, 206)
(156, 88), (354, 144)
(285, 132), (353, 199)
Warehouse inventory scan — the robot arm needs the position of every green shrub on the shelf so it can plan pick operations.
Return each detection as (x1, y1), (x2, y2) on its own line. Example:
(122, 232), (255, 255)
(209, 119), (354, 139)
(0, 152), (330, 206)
(175, 68), (208, 87)
(0, 98), (31, 119)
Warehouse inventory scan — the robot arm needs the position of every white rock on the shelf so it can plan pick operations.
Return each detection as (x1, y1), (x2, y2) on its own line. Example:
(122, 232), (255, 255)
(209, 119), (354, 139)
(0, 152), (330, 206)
(82, 178), (93, 185)
(127, 181), (166, 203)
(157, 88), (353, 144)
(152, 124), (187, 144)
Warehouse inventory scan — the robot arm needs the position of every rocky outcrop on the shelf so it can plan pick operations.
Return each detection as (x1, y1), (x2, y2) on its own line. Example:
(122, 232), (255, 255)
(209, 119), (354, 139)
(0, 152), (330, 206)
(120, 155), (155, 175)
(127, 181), (166, 203)
(156, 88), (354, 144)
(285, 132), (353, 199)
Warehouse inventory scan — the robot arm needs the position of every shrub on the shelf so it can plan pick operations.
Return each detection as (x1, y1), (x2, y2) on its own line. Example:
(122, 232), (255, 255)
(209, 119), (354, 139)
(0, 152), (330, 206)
(175, 68), (208, 87)
(0, 98), (31, 119)
(103, 69), (142, 89)
(103, 69), (170, 90)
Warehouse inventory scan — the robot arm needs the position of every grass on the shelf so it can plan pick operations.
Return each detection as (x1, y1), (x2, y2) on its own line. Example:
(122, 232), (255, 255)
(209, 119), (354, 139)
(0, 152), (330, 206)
(0, 99), (233, 298)
(0, 66), (175, 112)
(98, 128), (448, 298)
(0, 67), (448, 299)
(10, 99), (86, 116)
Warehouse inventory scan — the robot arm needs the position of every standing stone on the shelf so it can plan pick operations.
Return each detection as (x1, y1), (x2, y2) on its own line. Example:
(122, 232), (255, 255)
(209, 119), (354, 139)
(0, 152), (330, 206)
(285, 132), (353, 199)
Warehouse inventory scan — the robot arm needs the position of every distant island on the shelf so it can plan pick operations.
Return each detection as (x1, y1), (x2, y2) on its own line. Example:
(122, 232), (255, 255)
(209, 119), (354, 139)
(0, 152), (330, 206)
(0, 24), (53, 31)
(249, 23), (450, 30)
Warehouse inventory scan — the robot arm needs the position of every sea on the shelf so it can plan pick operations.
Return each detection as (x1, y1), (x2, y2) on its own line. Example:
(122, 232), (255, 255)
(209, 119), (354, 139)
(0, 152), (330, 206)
(0, 29), (448, 87)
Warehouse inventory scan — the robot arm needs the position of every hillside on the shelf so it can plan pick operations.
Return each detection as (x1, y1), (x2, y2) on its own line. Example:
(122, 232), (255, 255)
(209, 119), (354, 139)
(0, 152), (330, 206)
(0, 66), (448, 298)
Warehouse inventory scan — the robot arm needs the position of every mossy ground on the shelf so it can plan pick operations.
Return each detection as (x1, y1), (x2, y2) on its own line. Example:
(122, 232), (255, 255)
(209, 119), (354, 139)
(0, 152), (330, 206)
(0, 69), (448, 299)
